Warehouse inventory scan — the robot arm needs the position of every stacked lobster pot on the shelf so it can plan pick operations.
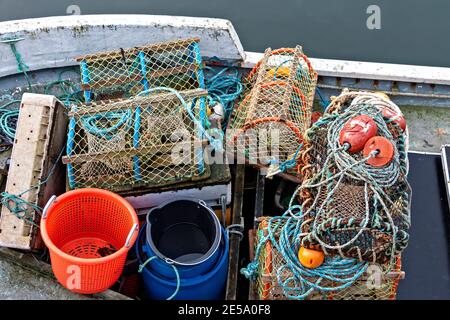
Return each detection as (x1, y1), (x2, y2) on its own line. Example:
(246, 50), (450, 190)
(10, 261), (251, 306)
(244, 90), (411, 300)
(227, 46), (317, 177)
(63, 38), (214, 191)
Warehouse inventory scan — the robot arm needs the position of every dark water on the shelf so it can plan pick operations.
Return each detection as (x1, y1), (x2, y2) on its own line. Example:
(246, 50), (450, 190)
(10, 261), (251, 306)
(1, 0), (450, 67)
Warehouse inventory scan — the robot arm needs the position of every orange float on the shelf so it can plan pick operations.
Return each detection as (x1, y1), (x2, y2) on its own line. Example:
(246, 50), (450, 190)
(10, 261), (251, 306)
(267, 66), (291, 79)
(363, 136), (395, 167)
(247, 48), (314, 83)
(298, 246), (325, 269)
(382, 108), (407, 131)
(339, 115), (378, 153)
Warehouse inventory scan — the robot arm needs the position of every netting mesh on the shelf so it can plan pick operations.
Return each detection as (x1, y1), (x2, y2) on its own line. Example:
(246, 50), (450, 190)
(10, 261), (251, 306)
(254, 218), (403, 300)
(63, 38), (214, 191)
(76, 38), (205, 102)
(298, 90), (411, 264)
(227, 46), (317, 174)
(63, 88), (210, 191)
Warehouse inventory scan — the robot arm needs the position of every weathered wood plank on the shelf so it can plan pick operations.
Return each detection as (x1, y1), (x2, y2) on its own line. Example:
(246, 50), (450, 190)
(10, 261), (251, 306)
(0, 15), (245, 78)
(75, 37), (200, 61)
(62, 139), (207, 164)
(68, 88), (208, 116)
(225, 164), (245, 300)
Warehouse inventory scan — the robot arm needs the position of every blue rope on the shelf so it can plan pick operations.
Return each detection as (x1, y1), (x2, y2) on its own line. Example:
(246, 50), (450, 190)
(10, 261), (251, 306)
(269, 143), (303, 173)
(0, 100), (20, 143)
(138, 256), (180, 300)
(315, 87), (330, 111)
(241, 208), (368, 300)
(1, 146), (66, 227)
(137, 87), (222, 151)
(0, 37), (33, 91)
(204, 67), (243, 129)
(81, 109), (133, 139)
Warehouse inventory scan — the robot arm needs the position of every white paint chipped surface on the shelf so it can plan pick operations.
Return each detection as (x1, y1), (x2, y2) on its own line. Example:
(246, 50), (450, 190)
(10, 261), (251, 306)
(0, 15), (246, 77)
(243, 51), (450, 85)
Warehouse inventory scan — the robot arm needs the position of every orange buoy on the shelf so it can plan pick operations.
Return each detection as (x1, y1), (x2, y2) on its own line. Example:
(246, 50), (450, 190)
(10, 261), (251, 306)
(363, 136), (395, 167)
(298, 246), (325, 269)
(339, 115), (378, 153)
(311, 111), (323, 126)
(382, 108), (406, 131)
(267, 66), (290, 79)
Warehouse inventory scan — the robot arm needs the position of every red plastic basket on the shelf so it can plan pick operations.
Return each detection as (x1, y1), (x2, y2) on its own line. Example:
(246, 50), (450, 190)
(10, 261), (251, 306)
(40, 188), (139, 294)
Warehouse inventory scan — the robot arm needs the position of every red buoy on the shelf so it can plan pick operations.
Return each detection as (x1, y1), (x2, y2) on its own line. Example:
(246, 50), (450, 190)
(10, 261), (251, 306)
(339, 115), (378, 153)
(363, 136), (395, 167)
(310, 111), (323, 126)
(382, 108), (406, 131)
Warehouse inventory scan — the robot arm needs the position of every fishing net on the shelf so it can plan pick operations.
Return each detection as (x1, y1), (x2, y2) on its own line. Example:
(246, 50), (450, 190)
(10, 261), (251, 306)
(63, 88), (211, 191)
(227, 46), (317, 175)
(241, 90), (410, 299)
(76, 38), (205, 102)
(298, 90), (411, 264)
(0, 100), (19, 149)
(63, 38), (219, 191)
(253, 217), (403, 300)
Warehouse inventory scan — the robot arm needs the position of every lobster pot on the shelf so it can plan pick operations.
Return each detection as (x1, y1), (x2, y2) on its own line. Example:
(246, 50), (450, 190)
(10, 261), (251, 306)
(76, 38), (206, 101)
(246, 46), (317, 110)
(298, 91), (411, 264)
(227, 46), (317, 174)
(252, 218), (403, 300)
(63, 88), (211, 191)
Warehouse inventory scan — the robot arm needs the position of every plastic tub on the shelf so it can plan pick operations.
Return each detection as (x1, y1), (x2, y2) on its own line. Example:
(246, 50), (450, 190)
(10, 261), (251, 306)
(40, 188), (139, 294)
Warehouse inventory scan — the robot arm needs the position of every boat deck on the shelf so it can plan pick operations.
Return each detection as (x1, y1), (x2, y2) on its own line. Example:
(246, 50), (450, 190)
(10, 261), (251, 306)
(0, 15), (449, 300)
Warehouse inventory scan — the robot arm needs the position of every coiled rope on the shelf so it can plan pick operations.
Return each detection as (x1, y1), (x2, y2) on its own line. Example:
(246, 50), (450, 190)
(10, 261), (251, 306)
(81, 109), (133, 139)
(204, 66), (243, 129)
(241, 207), (369, 300)
(242, 96), (410, 299)
(0, 146), (65, 227)
(295, 101), (409, 261)
(0, 36), (83, 145)
(137, 87), (223, 151)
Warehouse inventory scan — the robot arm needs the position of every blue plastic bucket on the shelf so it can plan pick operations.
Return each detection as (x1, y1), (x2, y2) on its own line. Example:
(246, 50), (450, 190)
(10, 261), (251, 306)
(136, 224), (229, 300)
(144, 199), (222, 279)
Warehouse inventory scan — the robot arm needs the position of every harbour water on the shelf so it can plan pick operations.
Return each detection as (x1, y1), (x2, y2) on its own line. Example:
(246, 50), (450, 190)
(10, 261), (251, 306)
(1, 0), (450, 67)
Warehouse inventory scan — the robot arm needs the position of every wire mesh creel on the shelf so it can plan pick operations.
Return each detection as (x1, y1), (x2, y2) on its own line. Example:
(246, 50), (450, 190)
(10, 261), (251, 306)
(64, 38), (213, 191)
(76, 38), (206, 102)
(252, 218), (403, 300)
(298, 91), (411, 265)
(63, 88), (211, 191)
(227, 46), (317, 175)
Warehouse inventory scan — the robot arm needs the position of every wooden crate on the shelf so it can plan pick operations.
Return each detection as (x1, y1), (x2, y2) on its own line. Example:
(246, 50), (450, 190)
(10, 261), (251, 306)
(0, 93), (68, 250)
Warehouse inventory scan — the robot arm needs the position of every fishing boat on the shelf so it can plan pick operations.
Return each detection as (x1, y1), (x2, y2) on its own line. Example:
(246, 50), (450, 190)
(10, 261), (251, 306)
(0, 15), (449, 300)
